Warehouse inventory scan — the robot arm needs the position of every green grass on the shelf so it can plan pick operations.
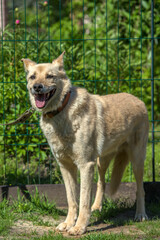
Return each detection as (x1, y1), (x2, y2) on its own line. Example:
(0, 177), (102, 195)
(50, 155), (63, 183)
(0, 198), (14, 235)
(0, 193), (160, 240)
(32, 232), (137, 240)
(135, 219), (160, 240)
(13, 187), (63, 217)
(0, 188), (65, 236)
(91, 198), (134, 225)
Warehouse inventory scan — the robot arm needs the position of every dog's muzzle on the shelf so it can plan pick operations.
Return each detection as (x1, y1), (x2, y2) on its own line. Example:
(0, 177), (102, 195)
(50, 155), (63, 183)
(32, 84), (56, 109)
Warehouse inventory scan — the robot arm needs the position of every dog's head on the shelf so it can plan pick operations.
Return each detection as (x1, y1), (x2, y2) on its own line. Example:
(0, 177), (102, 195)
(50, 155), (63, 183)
(22, 52), (71, 113)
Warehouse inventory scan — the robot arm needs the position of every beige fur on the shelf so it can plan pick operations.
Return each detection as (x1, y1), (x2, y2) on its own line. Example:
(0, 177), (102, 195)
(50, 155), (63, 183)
(22, 52), (149, 235)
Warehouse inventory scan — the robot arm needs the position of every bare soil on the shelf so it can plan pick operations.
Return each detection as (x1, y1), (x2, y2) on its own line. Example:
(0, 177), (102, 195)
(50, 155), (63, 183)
(7, 214), (146, 239)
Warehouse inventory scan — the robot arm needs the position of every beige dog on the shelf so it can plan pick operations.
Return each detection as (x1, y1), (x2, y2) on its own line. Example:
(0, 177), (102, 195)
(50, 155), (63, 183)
(22, 52), (149, 235)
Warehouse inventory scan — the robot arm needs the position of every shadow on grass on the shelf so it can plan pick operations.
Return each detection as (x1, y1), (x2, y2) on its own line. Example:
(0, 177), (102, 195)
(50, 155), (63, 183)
(89, 198), (160, 233)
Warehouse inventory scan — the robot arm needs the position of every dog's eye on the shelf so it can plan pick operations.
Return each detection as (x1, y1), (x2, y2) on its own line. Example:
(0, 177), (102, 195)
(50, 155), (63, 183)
(46, 74), (54, 79)
(30, 75), (36, 80)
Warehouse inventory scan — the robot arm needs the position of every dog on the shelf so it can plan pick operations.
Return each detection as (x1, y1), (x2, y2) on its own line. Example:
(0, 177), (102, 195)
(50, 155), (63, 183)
(21, 52), (149, 235)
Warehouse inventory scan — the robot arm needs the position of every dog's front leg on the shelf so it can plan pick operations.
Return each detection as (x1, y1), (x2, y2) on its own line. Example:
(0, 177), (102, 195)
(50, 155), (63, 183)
(56, 162), (78, 232)
(68, 161), (95, 235)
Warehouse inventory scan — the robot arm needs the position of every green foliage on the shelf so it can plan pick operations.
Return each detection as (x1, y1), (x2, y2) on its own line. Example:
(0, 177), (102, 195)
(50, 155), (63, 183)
(0, 198), (14, 235)
(0, 188), (65, 236)
(12, 187), (63, 218)
(0, 0), (160, 184)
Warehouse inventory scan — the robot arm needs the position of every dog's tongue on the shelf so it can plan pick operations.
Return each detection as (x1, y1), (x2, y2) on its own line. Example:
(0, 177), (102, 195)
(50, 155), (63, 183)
(35, 94), (46, 108)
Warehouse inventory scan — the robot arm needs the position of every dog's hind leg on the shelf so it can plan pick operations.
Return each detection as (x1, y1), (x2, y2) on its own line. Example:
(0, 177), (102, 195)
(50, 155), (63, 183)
(132, 162), (148, 221)
(109, 146), (129, 196)
(129, 123), (148, 221)
(91, 154), (113, 212)
(56, 162), (78, 232)
(130, 150), (148, 221)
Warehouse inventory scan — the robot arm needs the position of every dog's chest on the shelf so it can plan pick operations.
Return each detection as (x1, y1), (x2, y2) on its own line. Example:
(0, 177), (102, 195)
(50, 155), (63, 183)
(40, 117), (75, 162)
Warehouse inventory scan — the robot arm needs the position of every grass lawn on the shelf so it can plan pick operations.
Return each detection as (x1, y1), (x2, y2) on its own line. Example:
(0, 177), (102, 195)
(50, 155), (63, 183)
(0, 189), (160, 240)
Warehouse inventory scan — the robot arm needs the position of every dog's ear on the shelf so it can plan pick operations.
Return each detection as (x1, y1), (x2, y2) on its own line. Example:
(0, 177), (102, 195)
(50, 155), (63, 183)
(21, 58), (36, 71)
(52, 51), (65, 70)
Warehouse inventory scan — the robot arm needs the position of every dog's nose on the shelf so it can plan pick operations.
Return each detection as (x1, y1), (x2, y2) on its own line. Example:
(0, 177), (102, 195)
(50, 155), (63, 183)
(33, 83), (44, 93)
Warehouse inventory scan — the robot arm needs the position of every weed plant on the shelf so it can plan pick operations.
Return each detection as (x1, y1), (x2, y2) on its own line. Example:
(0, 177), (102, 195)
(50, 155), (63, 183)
(0, 187), (65, 235)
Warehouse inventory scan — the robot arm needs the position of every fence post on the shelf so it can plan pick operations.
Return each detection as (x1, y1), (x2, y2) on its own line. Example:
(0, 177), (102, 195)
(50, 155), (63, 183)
(151, 0), (155, 182)
(0, 0), (6, 31)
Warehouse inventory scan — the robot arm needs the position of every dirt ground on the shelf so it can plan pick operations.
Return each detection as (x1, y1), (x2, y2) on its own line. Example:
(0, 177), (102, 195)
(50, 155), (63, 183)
(1, 182), (160, 239)
(7, 214), (146, 239)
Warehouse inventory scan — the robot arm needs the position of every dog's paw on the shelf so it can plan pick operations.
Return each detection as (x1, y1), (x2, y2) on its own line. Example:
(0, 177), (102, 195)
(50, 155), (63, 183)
(68, 225), (87, 235)
(56, 222), (68, 232)
(134, 213), (148, 222)
(56, 222), (75, 232)
(91, 203), (102, 212)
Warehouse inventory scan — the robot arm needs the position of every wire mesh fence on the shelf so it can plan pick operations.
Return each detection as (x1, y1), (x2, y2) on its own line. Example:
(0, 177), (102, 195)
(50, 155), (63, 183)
(0, 0), (160, 185)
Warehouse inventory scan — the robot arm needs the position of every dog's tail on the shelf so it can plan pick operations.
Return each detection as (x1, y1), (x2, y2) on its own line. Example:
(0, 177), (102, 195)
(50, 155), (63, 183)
(109, 148), (129, 196)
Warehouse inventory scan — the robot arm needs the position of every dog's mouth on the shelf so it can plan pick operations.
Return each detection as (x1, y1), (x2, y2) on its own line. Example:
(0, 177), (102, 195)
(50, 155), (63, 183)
(34, 88), (56, 109)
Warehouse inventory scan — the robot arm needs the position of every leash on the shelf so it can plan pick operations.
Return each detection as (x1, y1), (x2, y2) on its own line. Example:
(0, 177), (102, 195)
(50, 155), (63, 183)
(1, 90), (71, 126)
(0, 107), (35, 126)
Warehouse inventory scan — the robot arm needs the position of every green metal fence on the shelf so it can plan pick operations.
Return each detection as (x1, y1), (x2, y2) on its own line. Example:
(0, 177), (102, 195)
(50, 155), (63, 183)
(0, 0), (160, 185)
